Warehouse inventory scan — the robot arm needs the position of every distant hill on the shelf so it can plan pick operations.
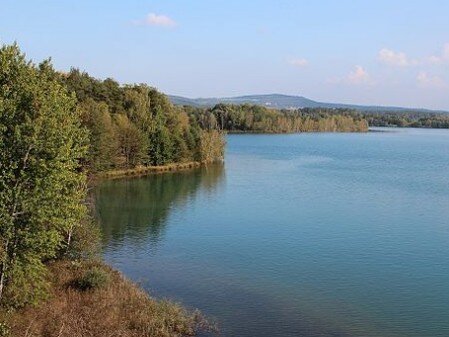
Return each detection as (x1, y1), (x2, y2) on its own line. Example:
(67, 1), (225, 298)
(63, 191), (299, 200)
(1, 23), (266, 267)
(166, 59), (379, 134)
(169, 94), (447, 114)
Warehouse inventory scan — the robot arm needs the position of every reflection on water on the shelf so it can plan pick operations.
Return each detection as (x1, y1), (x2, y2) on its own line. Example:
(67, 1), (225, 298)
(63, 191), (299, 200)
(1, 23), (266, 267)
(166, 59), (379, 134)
(95, 163), (225, 249)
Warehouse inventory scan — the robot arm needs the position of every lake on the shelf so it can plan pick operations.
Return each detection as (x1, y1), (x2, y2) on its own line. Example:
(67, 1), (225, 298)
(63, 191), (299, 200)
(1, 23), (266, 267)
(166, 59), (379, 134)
(95, 128), (449, 337)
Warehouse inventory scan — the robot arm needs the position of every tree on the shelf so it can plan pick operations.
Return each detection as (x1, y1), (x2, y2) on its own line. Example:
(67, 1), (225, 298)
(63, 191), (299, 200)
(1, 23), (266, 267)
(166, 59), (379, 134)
(198, 130), (225, 163)
(0, 44), (88, 307)
(78, 99), (119, 171)
(61, 70), (227, 168)
(148, 109), (174, 165)
(114, 114), (147, 167)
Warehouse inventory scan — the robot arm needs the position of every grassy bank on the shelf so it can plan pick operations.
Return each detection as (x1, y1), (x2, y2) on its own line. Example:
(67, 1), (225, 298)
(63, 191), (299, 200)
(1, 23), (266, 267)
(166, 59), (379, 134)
(0, 260), (211, 337)
(1, 161), (218, 337)
(97, 161), (212, 180)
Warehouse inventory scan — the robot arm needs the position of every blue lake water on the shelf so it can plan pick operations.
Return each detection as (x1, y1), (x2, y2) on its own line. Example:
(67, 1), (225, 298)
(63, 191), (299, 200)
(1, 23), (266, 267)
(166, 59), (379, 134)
(96, 128), (449, 337)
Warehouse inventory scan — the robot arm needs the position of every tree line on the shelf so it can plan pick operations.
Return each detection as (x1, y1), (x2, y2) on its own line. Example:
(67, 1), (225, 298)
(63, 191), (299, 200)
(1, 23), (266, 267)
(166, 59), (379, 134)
(184, 104), (369, 133)
(362, 111), (449, 128)
(61, 69), (225, 172)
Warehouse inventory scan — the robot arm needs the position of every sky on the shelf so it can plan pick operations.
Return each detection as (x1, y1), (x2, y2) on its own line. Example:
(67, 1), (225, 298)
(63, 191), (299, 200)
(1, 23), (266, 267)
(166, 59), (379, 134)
(1, 0), (449, 110)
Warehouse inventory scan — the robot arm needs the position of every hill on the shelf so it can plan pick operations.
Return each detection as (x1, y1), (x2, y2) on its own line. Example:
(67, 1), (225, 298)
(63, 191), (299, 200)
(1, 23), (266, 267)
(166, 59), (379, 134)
(169, 94), (447, 114)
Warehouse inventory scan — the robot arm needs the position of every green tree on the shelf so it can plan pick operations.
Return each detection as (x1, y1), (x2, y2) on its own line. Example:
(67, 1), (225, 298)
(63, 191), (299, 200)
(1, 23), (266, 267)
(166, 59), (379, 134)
(78, 99), (119, 171)
(148, 110), (174, 165)
(114, 114), (147, 167)
(0, 44), (88, 307)
(62, 66), (227, 168)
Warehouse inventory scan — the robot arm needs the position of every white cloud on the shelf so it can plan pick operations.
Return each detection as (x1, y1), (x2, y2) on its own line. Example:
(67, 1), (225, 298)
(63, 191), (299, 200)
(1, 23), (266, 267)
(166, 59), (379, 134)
(416, 71), (446, 88)
(378, 48), (415, 67)
(428, 43), (449, 64)
(135, 13), (177, 27)
(288, 58), (308, 67)
(378, 43), (449, 67)
(326, 65), (373, 85)
(347, 65), (371, 84)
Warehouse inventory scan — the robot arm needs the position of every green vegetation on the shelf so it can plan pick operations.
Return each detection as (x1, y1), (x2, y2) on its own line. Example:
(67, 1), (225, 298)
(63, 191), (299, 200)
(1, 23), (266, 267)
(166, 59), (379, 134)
(186, 104), (369, 133)
(0, 43), (215, 336)
(0, 44), (89, 307)
(363, 111), (449, 128)
(61, 69), (225, 172)
(0, 42), (370, 336)
(75, 266), (110, 290)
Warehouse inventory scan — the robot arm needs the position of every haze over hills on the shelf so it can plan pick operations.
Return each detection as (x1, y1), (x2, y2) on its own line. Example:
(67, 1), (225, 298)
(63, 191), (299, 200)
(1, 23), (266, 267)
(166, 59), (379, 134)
(169, 94), (447, 114)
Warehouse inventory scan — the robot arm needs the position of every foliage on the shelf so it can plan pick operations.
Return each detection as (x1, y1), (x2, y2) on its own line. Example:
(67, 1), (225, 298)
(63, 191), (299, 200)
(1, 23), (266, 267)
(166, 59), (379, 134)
(363, 111), (449, 128)
(61, 70), (225, 170)
(64, 216), (101, 261)
(198, 130), (225, 162)
(0, 42), (225, 310)
(187, 103), (369, 133)
(0, 44), (89, 307)
(0, 322), (9, 337)
(75, 267), (110, 290)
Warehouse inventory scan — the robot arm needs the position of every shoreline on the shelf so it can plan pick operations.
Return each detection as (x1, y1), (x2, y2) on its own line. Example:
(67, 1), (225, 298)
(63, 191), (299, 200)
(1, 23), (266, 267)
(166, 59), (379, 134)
(1, 162), (219, 337)
(1, 259), (211, 336)
(96, 161), (214, 181)
(227, 129), (369, 135)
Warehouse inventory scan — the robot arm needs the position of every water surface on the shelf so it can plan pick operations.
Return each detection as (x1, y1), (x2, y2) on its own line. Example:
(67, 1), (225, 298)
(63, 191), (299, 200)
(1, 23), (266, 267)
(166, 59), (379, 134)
(96, 128), (449, 337)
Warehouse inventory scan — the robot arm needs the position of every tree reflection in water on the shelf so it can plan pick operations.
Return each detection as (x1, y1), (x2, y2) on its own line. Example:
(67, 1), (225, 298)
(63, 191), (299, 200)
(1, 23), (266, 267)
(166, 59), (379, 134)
(95, 163), (225, 249)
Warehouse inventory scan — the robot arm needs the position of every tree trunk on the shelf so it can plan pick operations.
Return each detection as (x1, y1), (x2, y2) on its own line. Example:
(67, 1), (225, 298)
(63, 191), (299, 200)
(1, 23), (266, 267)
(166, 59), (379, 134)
(0, 261), (7, 303)
(0, 238), (9, 303)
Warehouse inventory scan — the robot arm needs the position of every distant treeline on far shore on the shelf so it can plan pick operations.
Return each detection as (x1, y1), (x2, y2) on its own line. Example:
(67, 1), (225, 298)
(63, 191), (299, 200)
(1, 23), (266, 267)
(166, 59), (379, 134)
(362, 111), (449, 128)
(186, 104), (369, 133)
(180, 103), (449, 131)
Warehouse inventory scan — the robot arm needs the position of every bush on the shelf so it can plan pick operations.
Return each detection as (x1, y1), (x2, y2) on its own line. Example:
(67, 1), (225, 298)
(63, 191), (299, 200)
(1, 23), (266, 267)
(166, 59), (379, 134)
(0, 323), (10, 337)
(75, 267), (110, 290)
(64, 217), (101, 261)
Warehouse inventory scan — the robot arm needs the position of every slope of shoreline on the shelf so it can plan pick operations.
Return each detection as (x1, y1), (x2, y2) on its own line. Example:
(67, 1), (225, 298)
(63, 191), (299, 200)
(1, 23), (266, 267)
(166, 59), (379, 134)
(1, 260), (211, 337)
(97, 161), (206, 180)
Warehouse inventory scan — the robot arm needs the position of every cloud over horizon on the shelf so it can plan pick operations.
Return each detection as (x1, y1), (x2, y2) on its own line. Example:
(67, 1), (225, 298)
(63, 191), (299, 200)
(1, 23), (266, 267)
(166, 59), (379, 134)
(135, 13), (177, 27)
(378, 43), (449, 67)
(417, 71), (446, 88)
(288, 58), (308, 67)
(378, 48), (415, 67)
(328, 65), (372, 85)
(348, 65), (371, 84)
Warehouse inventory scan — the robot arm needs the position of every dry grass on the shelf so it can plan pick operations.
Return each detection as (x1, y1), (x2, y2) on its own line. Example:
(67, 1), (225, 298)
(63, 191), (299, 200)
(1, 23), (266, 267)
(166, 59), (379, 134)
(98, 162), (205, 181)
(0, 260), (211, 337)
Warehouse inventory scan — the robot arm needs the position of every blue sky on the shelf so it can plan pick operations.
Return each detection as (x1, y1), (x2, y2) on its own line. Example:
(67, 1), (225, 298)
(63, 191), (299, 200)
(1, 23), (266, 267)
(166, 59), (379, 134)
(1, 0), (449, 110)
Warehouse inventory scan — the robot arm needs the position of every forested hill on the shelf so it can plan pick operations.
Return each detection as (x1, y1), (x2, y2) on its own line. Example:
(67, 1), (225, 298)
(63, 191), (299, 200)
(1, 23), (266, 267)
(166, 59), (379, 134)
(169, 93), (447, 114)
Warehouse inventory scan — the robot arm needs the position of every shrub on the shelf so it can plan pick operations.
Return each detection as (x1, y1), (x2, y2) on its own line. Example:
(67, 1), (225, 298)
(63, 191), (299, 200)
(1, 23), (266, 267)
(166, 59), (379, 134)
(75, 267), (110, 291)
(0, 322), (9, 337)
